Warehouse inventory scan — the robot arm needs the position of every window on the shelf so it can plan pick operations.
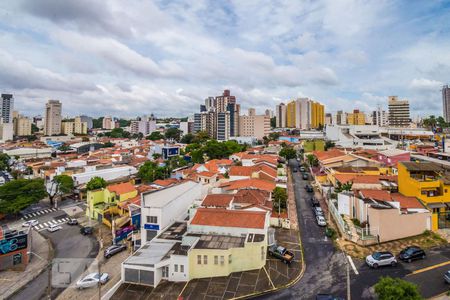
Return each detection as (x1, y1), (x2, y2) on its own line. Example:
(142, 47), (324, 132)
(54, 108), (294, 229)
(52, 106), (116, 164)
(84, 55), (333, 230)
(174, 264), (178, 272)
(228, 254), (232, 264)
(203, 255), (208, 265)
(197, 255), (202, 265)
(146, 216), (158, 223)
(180, 265), (184, 273)
(214, 255), (218, 265)
(220, 256), (224, 265)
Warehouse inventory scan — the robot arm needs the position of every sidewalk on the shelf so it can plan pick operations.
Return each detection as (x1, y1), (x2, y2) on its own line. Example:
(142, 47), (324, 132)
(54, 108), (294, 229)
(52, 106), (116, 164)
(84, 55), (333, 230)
(0, 230), (52, 299)
(287, 170), (299, 230)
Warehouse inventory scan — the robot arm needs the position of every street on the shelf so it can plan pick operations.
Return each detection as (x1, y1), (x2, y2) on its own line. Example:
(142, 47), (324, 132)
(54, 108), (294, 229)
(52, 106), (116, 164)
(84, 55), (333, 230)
(9, 202), (98, 300)
(256, 159), (450, 299)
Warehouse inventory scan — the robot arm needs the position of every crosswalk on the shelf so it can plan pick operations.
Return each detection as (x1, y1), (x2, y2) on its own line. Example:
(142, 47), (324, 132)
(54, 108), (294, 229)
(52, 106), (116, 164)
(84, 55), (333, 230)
(33, 218), (70, 230)
(22, 208), (59, 220)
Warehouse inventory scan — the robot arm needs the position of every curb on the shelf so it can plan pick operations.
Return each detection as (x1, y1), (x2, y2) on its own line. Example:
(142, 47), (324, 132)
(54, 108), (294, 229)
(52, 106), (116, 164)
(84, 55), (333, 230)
(6, 230), (54, 300)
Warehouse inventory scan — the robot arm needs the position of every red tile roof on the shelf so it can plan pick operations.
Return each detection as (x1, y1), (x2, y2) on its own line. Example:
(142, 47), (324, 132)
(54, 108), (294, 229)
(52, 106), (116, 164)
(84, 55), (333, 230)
(359, 190), (424, 209)
(107, 182), (136, 195)
(220, 179), (276, 192)
(202, 194), (234, 207)
(335, 174), (397, 185)
(196, 171), (217, 178)
(153, 178), (180, 187)
(229, 166), (254, 177)
(191, 208), (266, 229)
(313, 149), (346, 161)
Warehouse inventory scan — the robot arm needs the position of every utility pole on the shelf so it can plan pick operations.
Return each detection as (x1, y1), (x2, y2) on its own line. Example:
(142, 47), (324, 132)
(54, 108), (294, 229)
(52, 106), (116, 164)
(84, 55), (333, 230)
(343, 251), (351, 300)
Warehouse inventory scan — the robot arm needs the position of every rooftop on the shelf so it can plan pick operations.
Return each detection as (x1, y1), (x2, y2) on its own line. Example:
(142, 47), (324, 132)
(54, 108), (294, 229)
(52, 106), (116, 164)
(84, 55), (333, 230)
(192, 234), (246, 249)
(400, 161), (442, 172)
(201, 194), (234, 207)
(158, 222), (187, 240)
(123, 241), (175, 267)
(106, 182), (136, 195)
(142, 180), (199, 208)
(191, 208), (267, 229)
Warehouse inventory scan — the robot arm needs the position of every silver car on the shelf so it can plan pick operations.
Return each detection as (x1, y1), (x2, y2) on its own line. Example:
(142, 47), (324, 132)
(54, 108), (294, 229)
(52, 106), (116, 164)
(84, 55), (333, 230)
(76, 273), (109, 289)
(316, 215), (327, 227)
(366, 251), (397, 268)
(22, 220), (38, 227)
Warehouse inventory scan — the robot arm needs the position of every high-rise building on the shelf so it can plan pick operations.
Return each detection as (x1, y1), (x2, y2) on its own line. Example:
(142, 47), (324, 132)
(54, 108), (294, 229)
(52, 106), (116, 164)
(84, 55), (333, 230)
(333, 110), (347, 125)
(277, 98), (325, 130)
(372, 107), (388, 127)
(13, 113), (32, 136)
(443, 85), (450, 123)
(346, 109), (366, 125)
(194, 90), (239, 141)
(265, 109), (274, 118)
(239, 108), (270, 140)
(74, 116), (88, 134)
(0, 94), (14, 124)
(325, 113), (332, 125)
(102, 116), (113, 130)
(286, 100), (297, 128)
(79, 115), (93, 130)
(44, 100), (62, 136)
(310, 100), (325, 128)
(130, 115), (157, 136)
(275, 103), (286, 128)
(388, 96), (410, 127)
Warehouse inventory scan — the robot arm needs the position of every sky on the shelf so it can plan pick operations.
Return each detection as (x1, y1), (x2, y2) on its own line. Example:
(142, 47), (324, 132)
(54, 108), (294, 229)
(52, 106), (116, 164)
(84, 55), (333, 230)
(0, 0), (449, 119)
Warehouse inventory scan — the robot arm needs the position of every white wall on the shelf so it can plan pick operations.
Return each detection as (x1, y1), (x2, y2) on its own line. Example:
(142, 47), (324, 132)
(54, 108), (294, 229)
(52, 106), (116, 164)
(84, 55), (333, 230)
(169, 255), (189, 282)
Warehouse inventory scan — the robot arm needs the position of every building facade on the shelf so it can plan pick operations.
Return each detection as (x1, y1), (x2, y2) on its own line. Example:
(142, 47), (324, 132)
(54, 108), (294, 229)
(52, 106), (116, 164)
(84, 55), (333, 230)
(388, 96), (410, 127)
(13, 114), (32, 136)
(372, 108), (388, 127)
(0, 94), (14, 124)
(443, 85), (450, 123)
(346, 109), (366, 125)
(275, 103), (286, 128)
(239, 108), (270, 140)
(44, 100), (62, 136)
(102, 116), (114, 130)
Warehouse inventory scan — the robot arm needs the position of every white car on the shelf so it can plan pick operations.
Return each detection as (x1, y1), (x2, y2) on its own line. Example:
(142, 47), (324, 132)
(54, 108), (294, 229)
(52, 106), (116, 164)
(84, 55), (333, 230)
(76, 273), (110, 289)
(22, 220), (39, 227)
(366, 251), (397, 268)
(47, 224), (62, 232)
(316, 215), (327, 227)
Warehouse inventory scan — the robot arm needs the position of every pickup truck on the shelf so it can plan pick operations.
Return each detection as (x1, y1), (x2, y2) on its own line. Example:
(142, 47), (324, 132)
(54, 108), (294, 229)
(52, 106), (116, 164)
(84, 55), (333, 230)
(268, 245), (294, 264)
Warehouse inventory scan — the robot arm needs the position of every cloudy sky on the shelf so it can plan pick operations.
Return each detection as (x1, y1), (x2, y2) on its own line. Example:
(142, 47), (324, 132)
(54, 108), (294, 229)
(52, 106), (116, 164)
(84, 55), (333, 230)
(0, 0), (449, 118)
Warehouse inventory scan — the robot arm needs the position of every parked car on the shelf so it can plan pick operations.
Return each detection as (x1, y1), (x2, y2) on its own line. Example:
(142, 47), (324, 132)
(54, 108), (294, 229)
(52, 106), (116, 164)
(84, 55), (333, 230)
(302, 173), (309, 180)
(399, 246), (426, 263)
(104, 244), (127, 258)
(444, 270), (450, 283)
(22, 220), (39, 227)
(293, 168), (298, 172)
(305, 184), (314, 193)
(47, 224), (62, 232)
(268, 244), (294, 264)
(67, 219), (78, 225)
(76, 272), (109, 289)
(313, 206), (324, 217)
(366, 251), (397, 268)
(80, 226), (94, 235)
(310, 197), (320, 207)
(300, 166), (306, 172)
(316, 215), (327, 227)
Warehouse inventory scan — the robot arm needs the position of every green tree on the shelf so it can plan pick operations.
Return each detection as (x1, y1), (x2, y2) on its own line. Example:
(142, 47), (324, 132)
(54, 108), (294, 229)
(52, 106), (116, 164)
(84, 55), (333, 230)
(192, 131), (210, 144)
(270, 117), (276, 128)
(0, 179), (47, 215)
(165, 128), (182, 142)
(47, 175), (74, 205)
(86, 176), (107, 191)
(152, 153), (162, 160)
(138, 161), (168, 183)
(92, 117), (104, 129)
(107, 128), (130, 138)
(146, 131), (164, 141)
(58, 144), (71, 152)
(279, 147), (297, 160)
(102, 141), (115, 148)
(268, 132), (280, 141)
(273, 187), (288, 211)
(374, 277), (422, 300)
(325, 140), (336, 150)
(335, 181), (353, 193)
(180, 133), (195, 144)
(31, 123), (39, 133)
(0, 153), (11, 171)
(306, 154), (319, 167)
(422, 115), (437, 129)
(118, 119), (131, 127)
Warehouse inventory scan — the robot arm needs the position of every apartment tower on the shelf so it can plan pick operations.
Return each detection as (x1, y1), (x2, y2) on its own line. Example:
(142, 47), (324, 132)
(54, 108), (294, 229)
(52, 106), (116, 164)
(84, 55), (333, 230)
(0, 94), (14, 124)
(443, 85), (450, 123)
(44, 100), (62, 136)
(388, 96), (410, 127)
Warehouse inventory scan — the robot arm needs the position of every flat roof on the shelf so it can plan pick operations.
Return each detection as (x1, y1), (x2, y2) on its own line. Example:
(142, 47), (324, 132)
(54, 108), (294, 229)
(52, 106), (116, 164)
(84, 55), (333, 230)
(142, 180), (199, 208)
(191, 234), (246, 250)
(157, 222), (187, 241)
(123, 241), (175, 267)
(400, 161), (443, 172)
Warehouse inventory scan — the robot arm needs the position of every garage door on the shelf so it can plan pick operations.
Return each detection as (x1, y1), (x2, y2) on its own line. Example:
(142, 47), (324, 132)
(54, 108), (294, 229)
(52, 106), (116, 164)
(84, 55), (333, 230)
(124, 268), (154, 286)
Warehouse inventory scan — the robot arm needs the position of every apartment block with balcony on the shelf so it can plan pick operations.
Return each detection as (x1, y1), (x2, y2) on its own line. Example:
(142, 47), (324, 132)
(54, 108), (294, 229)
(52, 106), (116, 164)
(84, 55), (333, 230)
(398, 161), (450, 230)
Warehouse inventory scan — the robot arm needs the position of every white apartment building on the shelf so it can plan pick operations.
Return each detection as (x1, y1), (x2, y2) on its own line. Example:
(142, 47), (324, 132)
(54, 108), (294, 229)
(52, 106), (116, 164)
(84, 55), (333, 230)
(13, 114), (32, 136)
(239, 108), (270, 140)
(102, 116), (114, 130)
(44, 100), (62, 136)
(130, 119), (157, 136)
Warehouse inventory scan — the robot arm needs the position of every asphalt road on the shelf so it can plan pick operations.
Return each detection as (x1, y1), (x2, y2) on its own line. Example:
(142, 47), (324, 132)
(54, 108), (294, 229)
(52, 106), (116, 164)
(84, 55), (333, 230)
(9, 205), (98, 300)
(256, 158), (450, 300)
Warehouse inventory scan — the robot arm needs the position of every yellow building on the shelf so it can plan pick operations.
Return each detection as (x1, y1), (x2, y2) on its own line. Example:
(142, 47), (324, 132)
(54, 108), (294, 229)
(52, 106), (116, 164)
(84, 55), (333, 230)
(286, 100), (296, 128)
(311, 101), (325, 129)
(347, 109), (366, 125)
(86, 181), (138, 228)
(398, 162), (450, 230)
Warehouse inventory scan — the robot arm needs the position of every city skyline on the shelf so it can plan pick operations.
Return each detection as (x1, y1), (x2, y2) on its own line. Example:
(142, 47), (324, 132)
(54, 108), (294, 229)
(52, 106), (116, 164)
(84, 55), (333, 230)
(0, 1), (449, 118)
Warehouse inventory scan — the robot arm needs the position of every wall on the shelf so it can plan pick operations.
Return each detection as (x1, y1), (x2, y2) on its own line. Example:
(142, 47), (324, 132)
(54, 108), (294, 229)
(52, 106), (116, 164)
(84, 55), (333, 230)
(169, 254), (189, 282)
(368, 207), (431, 243)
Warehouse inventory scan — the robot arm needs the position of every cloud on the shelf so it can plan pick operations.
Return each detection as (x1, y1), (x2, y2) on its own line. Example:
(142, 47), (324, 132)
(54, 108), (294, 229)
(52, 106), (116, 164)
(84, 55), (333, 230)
(409, 78), (443, 92)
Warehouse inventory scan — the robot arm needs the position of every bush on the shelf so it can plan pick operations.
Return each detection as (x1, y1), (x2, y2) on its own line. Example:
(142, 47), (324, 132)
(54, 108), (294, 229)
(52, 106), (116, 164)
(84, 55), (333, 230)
(351, 218), (361, 227)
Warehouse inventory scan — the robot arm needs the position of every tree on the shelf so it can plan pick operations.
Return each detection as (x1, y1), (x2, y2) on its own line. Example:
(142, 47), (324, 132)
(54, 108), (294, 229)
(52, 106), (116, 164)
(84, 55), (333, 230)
(165, 128), (181, 142)
(0, 179), (47, 215)
(0, 153), (10, 171)
(268, 132), (280, 141)
(306, 154), (319, 167)
(335, 181), (353, 193)
(86, 176), (107, 191)
(192, 131), (210, 144)
(118, 119), (131, 127)
(132, 132), (144, 140)
(374, 277), (422, 300)
(58, 144), (71, 152)
(146, 131), (164, 141)
(31, 123), (39, 133)
(107, 128), (129, 138)
(152, 153), (162, 160)
(180, 133), (195, 144)
(47, 175), (74, 205)
(325, 140), (336, 150)
(102, 141), (115, 148)
(270, 117), (276, 128)
(92, 117), (104, 129)
(279, 147), (297, 160)
(138, 161), (168, 183)
(273, 187), (288, 211)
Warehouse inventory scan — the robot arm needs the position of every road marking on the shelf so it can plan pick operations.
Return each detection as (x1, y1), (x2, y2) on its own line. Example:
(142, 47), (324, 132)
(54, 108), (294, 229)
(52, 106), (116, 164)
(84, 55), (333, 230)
(347, 255), (359, 275)
(42, 209), (50, 213)
(30, 213), (36, 217)
(263, 266), (275, 289)
(51, 220), (57, 224)
(407, 260), (450, 276)
(37, 211), (44, 215)
(38, 224), (44, 229)
(43, 222), (49, 227)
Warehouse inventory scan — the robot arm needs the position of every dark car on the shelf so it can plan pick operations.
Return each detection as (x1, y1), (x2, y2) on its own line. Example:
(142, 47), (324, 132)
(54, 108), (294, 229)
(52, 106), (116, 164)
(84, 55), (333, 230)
(302, 173), (309, 180)
(67, 219), (78, 225)
(305, 184), (314, 193)
(310, 197), (320, 207)
(80, 226), (94, 235)
(293, 168), (298, 172)
(104, 244), (127, 258)
(399, 246), (426, 262)
(300, 166), (306, 172)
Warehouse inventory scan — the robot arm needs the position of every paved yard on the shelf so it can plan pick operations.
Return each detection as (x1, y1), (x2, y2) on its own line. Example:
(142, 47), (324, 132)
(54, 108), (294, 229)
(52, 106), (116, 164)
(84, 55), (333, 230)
(111, 281), (186, 300)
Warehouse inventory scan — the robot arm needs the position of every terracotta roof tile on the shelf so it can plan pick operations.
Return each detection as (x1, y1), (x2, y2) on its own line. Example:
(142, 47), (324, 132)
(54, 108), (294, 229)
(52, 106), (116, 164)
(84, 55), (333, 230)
(202, 194), (234, 207)
(107, 182), (136, 195)
(220, 179), (276, 192)
(191, 208), (266, 229)
(196, 171), (217, 178)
